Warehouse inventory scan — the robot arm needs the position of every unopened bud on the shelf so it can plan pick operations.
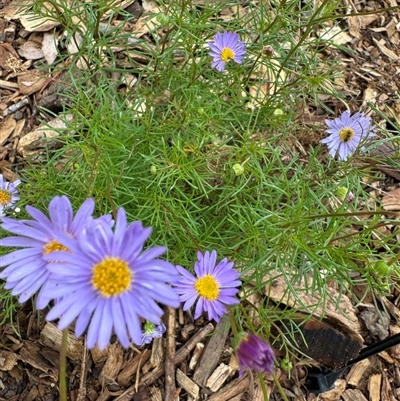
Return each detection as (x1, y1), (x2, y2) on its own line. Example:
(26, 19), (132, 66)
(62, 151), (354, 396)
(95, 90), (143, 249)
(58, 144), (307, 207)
(280, 359), (293, 372)
(273, 109), (284, 116)
(156, 13), (170, 25)
(233, 163), (244, 176)
(374, 260), (392, 277)
(263, 45), (275, 57)
(150, 165), (157, 175)
(336, 187), (354, 203)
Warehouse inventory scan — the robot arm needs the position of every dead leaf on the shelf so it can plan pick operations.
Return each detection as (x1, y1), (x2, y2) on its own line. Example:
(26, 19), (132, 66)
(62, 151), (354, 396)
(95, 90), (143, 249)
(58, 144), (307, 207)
(360, 308), (390, 340)
(347, 14), (379, 38)
(17, 40), (44, 60)
(17, 114), (74, 157)
(42, 32), (59, 65)
(382, 188), (400, 211)
(318, 25), (352, 45)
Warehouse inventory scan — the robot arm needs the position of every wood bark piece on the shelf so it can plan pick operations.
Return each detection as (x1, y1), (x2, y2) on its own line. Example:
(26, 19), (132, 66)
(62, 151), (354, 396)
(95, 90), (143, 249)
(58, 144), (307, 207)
(263, 270), (362, 337)
(76, 338), (88, 401)
(207, 374), (250, 401)
(17, 71), (47, 95)
(100, 342), (125, 386)
(176, 368), (199, 400)
(0, 117), (16, 145)
(189, 343), (204, 370)
(342, 389), (368, 401)
(40, 322), (84, 363)
(149, 337), (164, 368)
(114, 323), (214, 401)
(286, 317), (363, 370)
(193, 316), (229, 386)
(206, 363), (233, 392)
(91, 346), (109, 365)
(388, 325), (400, 360)
(347, 359), (371, 387)
(369, 373), (382, 401)
(117, 349), (150, 387)
(0, 350), (19, 371)
(19, 340), (58, 382)
(381, 369), (396, 401)
(165, 307), (176, 401)
(320, 379), (347, 401)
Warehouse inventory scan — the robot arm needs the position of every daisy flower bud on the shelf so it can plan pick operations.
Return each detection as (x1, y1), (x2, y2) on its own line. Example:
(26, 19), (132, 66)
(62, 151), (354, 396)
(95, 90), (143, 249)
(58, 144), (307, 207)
(234, 333), (275, 377)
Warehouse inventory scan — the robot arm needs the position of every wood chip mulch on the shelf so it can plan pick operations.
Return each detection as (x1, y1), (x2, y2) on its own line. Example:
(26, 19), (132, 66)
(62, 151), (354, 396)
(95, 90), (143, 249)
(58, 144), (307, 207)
(1, 0), (400, 400)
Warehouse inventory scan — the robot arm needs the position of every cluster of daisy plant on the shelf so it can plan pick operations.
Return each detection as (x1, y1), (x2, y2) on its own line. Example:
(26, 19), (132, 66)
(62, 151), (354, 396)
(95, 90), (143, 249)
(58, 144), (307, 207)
(3, 1), (398, 398)
(0, 192), (275, 377)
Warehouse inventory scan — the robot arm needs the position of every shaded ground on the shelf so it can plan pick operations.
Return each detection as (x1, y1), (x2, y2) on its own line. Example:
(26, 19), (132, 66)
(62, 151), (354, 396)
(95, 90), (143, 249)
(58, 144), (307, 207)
(1, 0), (400, 400)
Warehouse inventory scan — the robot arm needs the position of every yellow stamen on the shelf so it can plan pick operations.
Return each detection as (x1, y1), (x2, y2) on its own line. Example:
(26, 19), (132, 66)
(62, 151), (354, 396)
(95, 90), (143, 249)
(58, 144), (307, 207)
(221, 48), (235, 62)
(0, 190), (11, 206)
(91, 257), (132, 297)
(43, 240), (69, 255)
(339, 127), (355, 143)
(195, 275), (219, 300)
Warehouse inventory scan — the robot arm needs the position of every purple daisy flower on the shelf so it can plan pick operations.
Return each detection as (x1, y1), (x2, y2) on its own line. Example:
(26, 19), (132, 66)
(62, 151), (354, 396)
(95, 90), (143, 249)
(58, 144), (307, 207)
(0, 196), (95, 308)
(208, 31), (246, 72)
(42, 208), (180, 350)
(235, 333), (275, 377)
(140, 321), (166, 346)
(320, 110), (375, 160)
(0, 174), (21, 216)
(173, 250), (241, 322)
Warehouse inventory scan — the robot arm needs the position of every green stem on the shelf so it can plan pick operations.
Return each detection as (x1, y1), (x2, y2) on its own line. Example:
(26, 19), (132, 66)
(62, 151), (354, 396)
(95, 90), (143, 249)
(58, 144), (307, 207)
(273, 373), (289, 401)
(258, 372), (269, 400)
(228, 308), (238, 336)
(59, 329), (68, 401)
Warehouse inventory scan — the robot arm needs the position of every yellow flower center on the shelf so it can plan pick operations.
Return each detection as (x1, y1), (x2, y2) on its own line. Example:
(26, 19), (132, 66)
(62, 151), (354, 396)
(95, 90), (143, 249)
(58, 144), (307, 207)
(43, 240), (69, 255)
(0, 189), (11, 206)
(339, 127), (355, 143)
(221, 48), (235, 62)
(91, 257), (132, 297)
(195, 275), (220, 300)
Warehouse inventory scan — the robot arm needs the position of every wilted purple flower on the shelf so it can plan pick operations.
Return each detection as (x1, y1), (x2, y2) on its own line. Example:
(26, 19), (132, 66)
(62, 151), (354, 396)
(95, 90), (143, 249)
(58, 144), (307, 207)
(235, 333), (275, 377)
(174, 250), (241, 322)
(43, 208), (180, 350)
(320, 110), (375, 160)
(0, 196), (95, 308)
(0, 174), (21, 216)
(263, 45), (275, 57)
(208, 31), (246, 72)
(140, 321), (166, 346)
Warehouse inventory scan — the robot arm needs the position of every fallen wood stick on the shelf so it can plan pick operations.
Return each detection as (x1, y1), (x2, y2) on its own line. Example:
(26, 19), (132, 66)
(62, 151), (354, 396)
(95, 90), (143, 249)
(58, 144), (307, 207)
(114, 322), (214, 401)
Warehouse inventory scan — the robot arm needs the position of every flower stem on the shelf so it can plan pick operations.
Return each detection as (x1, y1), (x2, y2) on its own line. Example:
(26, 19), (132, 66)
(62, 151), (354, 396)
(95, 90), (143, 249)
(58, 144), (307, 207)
(258, 372), (269, 401)
(59, 329), (68, 401)
(273, 372), (289, 401)
(228, 308), (238, 336)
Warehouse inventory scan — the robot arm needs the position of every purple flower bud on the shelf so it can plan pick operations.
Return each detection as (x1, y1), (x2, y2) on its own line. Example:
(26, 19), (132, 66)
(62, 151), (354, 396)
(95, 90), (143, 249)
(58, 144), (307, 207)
(235, 333), (275, 377)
